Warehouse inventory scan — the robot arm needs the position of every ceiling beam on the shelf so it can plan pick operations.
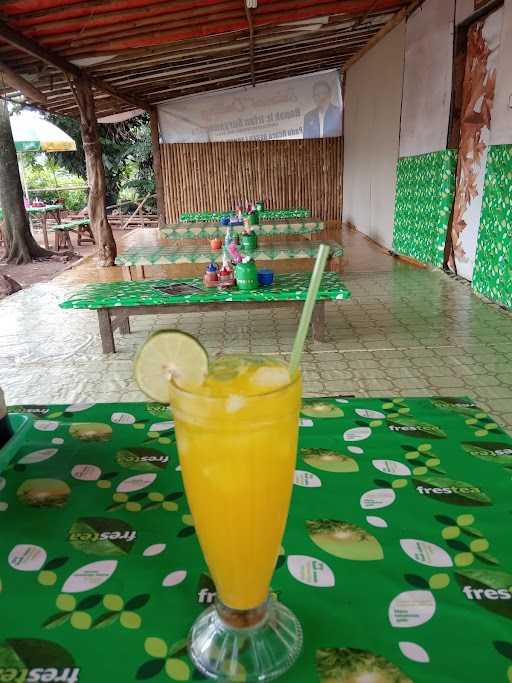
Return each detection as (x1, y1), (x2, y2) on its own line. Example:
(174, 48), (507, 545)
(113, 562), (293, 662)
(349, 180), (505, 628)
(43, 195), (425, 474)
(0, 18), (151, 111)
(0, 59), (47, 104)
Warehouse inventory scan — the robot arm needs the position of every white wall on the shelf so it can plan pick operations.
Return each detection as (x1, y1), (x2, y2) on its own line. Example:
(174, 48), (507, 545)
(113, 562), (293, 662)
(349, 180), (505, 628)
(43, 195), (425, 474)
(400, 0), (455, 156)
(342, 23), (405, 249)
(491, 0), (512, 145)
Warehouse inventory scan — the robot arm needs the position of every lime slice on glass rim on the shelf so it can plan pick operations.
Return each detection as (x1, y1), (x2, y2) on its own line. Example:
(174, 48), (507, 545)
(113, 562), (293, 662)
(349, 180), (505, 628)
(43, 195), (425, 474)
(134, 330), (209, 402)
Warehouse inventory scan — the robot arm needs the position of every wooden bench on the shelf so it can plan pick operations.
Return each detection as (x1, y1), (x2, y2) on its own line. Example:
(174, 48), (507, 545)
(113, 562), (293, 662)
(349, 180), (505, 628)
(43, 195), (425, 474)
(50, 219), (95, 250)
(59, 272), (351, 354)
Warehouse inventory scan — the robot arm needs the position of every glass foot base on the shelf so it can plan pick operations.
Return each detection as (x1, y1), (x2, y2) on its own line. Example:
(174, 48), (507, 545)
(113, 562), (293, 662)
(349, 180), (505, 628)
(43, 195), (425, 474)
(188, 599), (303, 682)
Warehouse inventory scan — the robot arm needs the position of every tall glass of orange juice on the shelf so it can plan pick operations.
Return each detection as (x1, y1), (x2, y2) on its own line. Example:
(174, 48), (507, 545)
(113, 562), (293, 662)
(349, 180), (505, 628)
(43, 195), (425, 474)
(169, 354), (303, 681)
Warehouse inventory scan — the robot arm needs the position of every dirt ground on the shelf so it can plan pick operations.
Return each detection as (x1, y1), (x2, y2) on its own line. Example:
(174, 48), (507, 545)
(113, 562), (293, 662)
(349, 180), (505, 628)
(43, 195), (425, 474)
(0, 227), (131, 288)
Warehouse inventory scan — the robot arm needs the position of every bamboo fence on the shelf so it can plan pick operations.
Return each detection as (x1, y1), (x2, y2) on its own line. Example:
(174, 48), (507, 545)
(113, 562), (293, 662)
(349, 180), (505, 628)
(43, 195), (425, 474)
(161, 138), (343, 222)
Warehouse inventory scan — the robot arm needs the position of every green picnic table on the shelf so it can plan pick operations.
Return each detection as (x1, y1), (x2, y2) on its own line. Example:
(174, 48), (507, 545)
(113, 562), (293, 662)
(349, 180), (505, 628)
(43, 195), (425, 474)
(160, 220), (324, 240)
(180, 208), (311, 222)
(2, 395), (512, 682)
(59, 272), (350, 353)
(115, 240), (343, 280)
(0, 204), (63, 249)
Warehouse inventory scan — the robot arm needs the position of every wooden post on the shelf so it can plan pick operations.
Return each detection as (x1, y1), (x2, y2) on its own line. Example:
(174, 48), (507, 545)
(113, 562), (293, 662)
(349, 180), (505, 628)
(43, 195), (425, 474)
(70, 76), (117, 266)
(150, 108), (166, 228)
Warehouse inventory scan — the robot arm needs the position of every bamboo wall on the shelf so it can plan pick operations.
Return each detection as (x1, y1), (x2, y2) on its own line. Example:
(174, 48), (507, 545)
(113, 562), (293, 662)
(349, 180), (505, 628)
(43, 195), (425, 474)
(161, 138), (343, 222)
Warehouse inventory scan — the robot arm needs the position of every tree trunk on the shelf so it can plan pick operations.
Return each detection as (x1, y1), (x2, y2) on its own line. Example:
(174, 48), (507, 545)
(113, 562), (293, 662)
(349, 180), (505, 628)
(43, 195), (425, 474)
(0, 99), (53, 264)
(71, 77), (116, 266)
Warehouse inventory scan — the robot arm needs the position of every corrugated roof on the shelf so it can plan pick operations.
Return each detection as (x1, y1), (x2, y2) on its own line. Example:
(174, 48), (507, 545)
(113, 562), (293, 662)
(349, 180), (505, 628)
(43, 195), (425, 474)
(0, 0), (418, 117)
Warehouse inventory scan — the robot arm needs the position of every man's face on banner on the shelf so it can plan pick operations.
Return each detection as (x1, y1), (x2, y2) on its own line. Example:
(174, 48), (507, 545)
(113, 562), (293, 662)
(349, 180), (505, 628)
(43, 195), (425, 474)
(313, 83), (331, 109)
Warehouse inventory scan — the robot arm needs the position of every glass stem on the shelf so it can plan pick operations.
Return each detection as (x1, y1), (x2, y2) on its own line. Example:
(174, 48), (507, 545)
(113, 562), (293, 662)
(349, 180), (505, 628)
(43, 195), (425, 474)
(216, 598), (269, 629)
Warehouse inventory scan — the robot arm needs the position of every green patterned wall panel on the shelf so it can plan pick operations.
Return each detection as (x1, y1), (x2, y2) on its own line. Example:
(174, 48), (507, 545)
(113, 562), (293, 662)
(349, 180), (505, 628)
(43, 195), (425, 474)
(392, 150), (457, 267)
(472, 144), (512, 309)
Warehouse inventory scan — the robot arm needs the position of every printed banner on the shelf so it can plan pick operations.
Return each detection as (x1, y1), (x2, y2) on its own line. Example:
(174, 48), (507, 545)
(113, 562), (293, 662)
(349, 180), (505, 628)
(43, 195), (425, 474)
(157, 70), (342, 143)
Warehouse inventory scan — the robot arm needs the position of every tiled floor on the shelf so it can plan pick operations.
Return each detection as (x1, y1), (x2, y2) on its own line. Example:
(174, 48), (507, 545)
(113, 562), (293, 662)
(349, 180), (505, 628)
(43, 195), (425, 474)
(2, 229), (512, 431)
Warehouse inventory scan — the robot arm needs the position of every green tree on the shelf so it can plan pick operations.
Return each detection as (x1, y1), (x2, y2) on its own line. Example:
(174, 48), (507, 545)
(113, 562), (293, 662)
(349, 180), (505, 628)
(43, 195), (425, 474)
(46, 113), (154, 208)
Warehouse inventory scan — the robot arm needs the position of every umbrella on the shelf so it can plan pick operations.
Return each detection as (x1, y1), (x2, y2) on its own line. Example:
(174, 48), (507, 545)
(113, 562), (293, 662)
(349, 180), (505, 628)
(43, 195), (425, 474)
(10, 110), (76, 152)
(8, 110), (76, 200)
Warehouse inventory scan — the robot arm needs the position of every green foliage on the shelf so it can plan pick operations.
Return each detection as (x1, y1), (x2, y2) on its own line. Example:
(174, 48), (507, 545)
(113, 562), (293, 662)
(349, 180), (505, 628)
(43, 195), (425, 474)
(25, 158), (87, 212)
(45, 112), (154, 208)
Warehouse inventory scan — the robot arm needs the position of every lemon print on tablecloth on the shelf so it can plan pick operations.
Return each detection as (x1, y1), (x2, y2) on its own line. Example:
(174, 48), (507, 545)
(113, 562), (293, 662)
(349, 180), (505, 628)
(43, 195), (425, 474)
(316, 647), (411, 683)
(307, 520), (384, 561)
(301, 402), (344, 419)
(17, 479), (71, 508)
(301, 448), (359, 473)
(69, 423), (112, 442)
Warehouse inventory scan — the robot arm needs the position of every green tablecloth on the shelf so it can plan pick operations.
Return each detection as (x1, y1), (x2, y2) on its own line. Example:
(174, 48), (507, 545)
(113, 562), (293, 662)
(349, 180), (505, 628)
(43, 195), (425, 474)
(115, 241), (343, 267)
(59, 272), (350, 309)
(1, 396), (512, 682)
(180, 209), (311, 222)
(0, 204), (63, 221)
(160, 221), (324, 240)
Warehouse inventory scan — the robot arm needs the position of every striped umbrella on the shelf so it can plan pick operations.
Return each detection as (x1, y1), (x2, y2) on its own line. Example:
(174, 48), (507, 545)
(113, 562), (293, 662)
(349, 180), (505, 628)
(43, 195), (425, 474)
(10, 110), (76, 152)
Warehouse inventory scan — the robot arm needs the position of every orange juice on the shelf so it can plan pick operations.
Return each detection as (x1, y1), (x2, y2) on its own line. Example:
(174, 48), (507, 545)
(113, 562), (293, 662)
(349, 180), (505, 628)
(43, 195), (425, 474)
(169, 355), (301, 610)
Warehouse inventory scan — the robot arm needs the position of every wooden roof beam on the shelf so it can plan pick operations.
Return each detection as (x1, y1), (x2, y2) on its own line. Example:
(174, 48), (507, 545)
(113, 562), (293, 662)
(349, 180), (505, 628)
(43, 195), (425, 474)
(0, 59), (47, 104)
(0, 18), (151, 112)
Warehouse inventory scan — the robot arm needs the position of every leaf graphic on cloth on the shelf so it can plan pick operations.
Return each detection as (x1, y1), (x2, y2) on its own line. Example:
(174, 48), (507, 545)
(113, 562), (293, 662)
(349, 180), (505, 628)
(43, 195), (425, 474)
(61, 560), (118, 593)
(316, 648), (411, 683)
(0, 639), (75, 669)
(143, 544), (166, 557)
(18, 449), (58, 465)
(111, 412), (136, 425)
(137, 659), (165, 680)
(116, 473), (157, 493)
(355, 409), (385, 419)
(455, 568), (512, 619)
(372, 460), (411, 476)
(91, 611), (120, 629)
(388, 590), (436, 628)
(399, 642), (430, 664)
(293, 470), (322, 487)
(494, 641), (512, 661)
(306, 520), (383, 561)
(360, 488), (396, 510)
(400, 540), (453, 567)
(343, 427), (371, 442)
(66, 402), (95, 413)
(42, 613), (71, 630)
(69, 518), (136, 556)
(301, 448), (358, 473)
(287, 555), (335, 587)
(163, 570), (187, 587)
(8, 544), (47, 571)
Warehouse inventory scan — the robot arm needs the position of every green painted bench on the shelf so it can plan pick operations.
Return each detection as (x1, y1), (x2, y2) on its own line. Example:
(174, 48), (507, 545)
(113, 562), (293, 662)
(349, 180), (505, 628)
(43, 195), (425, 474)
(49, 218), (95, 250)
(60, 272), (351, 354)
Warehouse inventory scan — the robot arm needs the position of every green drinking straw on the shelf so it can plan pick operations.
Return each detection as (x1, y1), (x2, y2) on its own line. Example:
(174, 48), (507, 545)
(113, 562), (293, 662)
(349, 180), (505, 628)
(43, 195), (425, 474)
(289, 243), (330, 377)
